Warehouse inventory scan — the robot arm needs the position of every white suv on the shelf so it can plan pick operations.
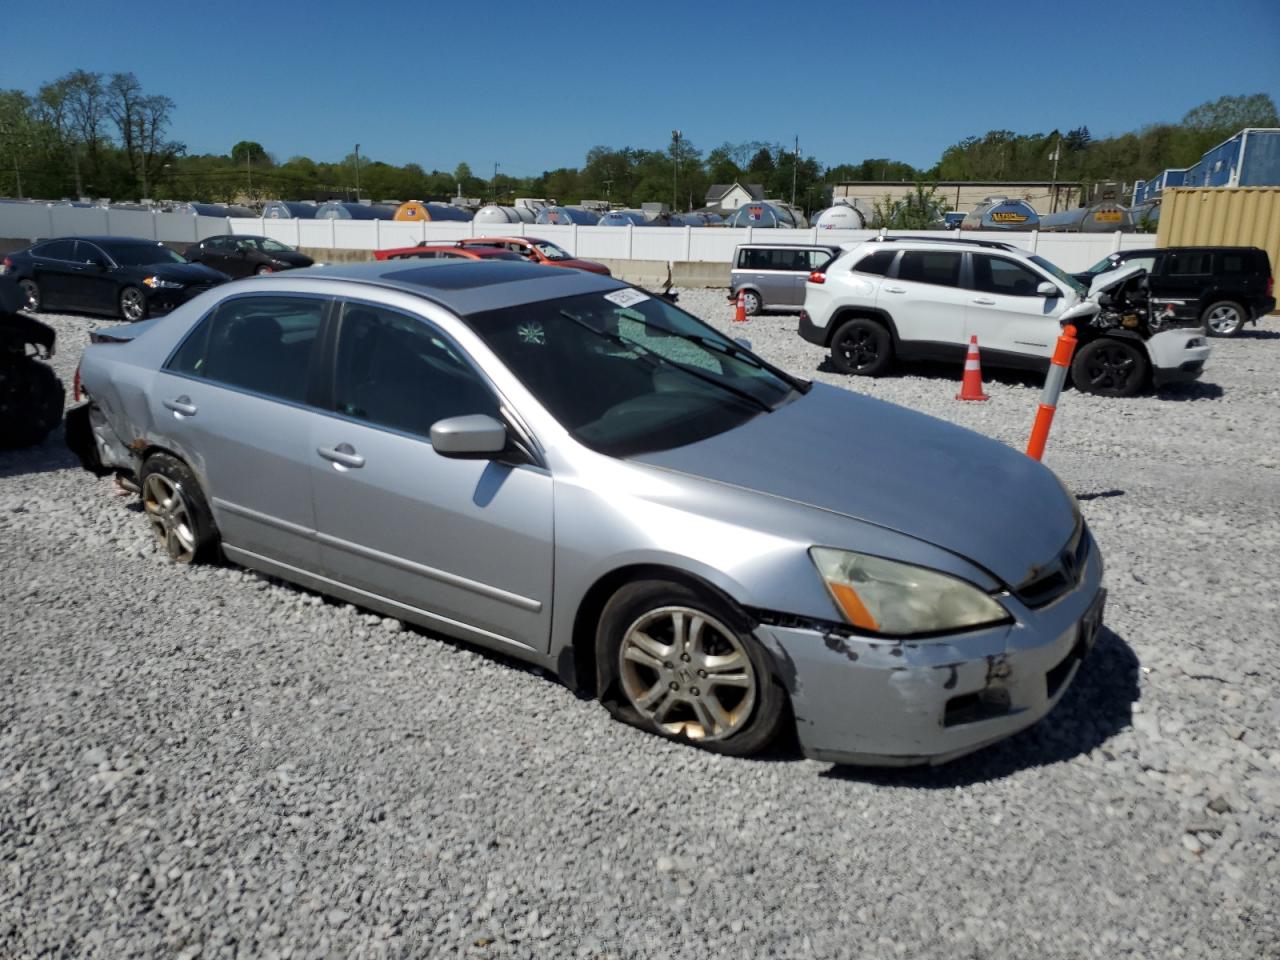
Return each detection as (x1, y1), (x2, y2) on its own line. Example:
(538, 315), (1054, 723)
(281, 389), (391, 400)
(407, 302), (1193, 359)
(799, 238), (1212, 397)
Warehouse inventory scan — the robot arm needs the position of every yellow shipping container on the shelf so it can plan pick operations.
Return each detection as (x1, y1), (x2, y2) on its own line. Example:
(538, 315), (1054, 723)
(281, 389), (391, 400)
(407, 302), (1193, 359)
(1158, 187), (1280, 314)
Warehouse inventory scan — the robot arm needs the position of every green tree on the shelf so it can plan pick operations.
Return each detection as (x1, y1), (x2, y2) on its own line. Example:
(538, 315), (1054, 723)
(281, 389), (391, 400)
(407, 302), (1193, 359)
(1181, 93), (1278, 133)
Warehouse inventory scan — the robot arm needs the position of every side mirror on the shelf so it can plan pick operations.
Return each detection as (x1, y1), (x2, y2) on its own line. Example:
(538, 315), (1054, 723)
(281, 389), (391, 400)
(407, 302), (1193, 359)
(430, 414), (507, 459)
(1036, 281), (1060, 298)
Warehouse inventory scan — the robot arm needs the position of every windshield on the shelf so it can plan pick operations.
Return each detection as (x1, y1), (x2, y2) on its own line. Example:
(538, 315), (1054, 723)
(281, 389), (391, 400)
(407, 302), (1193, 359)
(1084, 255), (1119, 275)
(532, 240), (570, 261)
(103, 242), (187, 267)
(260, 238), (292, 253)
(1028, 254), (1086, 297)
(466, 289), (799, 457)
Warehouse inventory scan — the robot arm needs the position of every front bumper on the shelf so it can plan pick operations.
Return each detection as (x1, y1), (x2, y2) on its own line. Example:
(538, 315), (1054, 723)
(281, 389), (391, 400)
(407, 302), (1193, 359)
(1147, 329), (1211, 387)
(146, 284), (217, 315)
(759, 540), (1105, 766)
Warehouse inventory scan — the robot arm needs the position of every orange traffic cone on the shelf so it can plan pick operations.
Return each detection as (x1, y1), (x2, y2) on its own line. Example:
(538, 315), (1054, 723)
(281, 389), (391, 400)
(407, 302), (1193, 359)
(733, 290), (747, 323)
(956, 335), (990, 401)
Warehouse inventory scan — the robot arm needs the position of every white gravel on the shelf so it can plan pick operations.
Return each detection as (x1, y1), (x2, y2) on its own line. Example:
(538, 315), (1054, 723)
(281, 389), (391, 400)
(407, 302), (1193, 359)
(2, 295), (1279, 960)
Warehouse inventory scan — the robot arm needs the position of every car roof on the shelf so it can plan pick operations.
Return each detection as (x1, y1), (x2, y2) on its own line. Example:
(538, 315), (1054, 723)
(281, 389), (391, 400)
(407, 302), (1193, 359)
(296, 259), (622, 315)
(734, 243), (839, 251)
(40, 236), (166, 245)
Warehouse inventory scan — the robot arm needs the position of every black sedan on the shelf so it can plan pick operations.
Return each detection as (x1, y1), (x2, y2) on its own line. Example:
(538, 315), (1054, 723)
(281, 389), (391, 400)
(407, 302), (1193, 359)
(183, 235), (314, 278)
(2, 237), (228, 321)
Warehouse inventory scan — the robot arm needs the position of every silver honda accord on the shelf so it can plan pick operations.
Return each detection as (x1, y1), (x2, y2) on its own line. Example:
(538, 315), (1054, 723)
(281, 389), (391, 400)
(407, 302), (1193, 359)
(68, 259), (1105, 766)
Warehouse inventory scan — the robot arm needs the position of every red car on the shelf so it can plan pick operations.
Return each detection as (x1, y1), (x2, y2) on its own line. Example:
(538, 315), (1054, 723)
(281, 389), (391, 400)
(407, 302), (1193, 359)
(373, 243), (525, 262)
(456, 237), (612, 276)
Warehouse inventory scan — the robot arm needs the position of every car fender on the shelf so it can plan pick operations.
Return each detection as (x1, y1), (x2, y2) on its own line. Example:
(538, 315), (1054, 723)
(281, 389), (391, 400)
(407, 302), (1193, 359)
(826, 305), (901, 347)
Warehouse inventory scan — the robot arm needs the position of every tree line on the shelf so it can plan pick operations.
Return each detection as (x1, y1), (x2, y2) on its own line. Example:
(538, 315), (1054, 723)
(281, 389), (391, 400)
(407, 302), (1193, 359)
(1, 71), (1275, 211)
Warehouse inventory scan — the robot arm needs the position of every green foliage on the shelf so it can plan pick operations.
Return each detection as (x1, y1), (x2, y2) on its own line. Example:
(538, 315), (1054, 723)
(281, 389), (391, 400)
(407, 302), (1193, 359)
(1181, 94), (1278, 133)
(873, 184), (944, 229)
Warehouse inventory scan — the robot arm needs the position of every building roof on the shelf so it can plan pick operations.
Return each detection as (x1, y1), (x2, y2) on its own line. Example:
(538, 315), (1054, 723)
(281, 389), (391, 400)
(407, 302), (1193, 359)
(705, 182), (765, 202)
(835, 180), (1064, 188)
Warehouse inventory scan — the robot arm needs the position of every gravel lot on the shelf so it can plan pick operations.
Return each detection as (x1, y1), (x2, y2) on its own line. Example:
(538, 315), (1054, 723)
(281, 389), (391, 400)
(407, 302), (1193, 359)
(3, 293), (1279, 960)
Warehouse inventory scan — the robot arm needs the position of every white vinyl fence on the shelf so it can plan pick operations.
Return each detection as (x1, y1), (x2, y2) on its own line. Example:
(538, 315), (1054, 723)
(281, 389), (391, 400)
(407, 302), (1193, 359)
(0, 202), (1155, 273)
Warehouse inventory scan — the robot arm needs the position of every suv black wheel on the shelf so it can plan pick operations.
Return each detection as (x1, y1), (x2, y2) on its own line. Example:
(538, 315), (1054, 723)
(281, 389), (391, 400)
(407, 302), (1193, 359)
(1202, 300), (1245, 338)
(830, 317), (892, 376)
(1070, 338), (1148, 397)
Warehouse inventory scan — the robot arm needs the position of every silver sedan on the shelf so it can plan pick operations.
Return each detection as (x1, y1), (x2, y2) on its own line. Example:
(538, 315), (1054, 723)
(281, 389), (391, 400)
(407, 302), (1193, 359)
(68, 259), (1105, 766)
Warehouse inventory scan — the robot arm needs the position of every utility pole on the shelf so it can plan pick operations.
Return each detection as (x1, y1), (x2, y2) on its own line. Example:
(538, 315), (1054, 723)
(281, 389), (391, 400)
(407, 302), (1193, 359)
(1048, 134), (1061, 214)
(493, 161), (500, 203)
(791, 135), (799, 207)
(603, 178), (613, 205)
(671, 130), (682, 211)
(354, 144), (361, 201)
(247, 150), (252, 197)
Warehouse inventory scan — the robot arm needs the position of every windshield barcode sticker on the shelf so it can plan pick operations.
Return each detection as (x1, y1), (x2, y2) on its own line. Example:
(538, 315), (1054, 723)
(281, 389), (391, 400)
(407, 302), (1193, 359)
(603, 288), (650, 308)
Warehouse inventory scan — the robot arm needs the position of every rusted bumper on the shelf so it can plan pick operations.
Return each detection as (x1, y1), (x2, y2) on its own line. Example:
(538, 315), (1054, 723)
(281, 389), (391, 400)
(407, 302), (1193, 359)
(763, 545), (1105, 766)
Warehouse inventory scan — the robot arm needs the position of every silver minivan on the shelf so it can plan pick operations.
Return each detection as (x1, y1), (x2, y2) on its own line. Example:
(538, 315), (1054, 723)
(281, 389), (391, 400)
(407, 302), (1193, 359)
(730, 244), (838, 315)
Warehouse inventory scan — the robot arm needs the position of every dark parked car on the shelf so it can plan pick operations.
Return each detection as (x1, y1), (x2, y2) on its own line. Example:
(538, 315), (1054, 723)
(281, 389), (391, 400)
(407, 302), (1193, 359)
(184, 235), (314, 278)
(0, 275), (63, 448)
(2, 237), (229, 321)
(1073, 246), (1275, 337)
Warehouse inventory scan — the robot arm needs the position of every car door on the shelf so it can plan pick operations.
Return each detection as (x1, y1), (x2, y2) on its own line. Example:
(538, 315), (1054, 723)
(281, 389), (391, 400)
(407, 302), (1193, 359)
(153, 292), (330, 572)
(201, 237), (237, 275)
(882, 249), (967, 353)
(309, 299), (554, 653)
(1160, 249), (1212, 319)
(964, 254), (1068, 365)
(74, 241), (119, 313)
(30, 239), (81, 310)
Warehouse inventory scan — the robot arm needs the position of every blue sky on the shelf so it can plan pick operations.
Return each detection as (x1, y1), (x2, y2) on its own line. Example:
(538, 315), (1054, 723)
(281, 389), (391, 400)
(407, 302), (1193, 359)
(3, 0), (1277, 176)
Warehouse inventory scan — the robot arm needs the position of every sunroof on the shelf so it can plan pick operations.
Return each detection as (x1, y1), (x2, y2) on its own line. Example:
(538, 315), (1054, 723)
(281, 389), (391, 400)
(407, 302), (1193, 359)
(383, 260), (554, 290)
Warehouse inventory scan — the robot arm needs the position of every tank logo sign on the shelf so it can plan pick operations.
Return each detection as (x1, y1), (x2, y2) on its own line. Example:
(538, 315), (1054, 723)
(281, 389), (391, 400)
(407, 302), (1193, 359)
(1094, 210), (1123, 223)
(748, 205), (763, 221)
(604, 288), (650, 308)
(991, 212), (1028, 223)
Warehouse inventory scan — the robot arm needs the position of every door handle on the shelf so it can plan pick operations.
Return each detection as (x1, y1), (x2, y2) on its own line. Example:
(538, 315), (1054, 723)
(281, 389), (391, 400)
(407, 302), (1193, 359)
(884, 286), (906, 294)
(162, 395), (197, 417)
(317, 443), (365, 469)
(972, 298), (996, 305)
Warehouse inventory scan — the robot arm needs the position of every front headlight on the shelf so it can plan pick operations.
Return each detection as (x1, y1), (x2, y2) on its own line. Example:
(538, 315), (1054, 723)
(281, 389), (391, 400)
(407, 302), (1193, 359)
(810, 547), (1009, 637)
(142, 276), (183, 289)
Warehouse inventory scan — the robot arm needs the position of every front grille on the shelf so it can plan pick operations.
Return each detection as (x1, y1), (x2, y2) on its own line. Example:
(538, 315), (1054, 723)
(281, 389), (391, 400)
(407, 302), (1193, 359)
(1015, 523), (1089, 608)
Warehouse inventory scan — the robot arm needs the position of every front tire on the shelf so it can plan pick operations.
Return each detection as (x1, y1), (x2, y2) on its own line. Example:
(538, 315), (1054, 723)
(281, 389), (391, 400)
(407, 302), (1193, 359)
(119, 286), (147, 322)
(740, 290), (762, 316)
(1202, 300), (1245, 338)
(138, 453), (218, 563)
(596, 580), (786, 757)
(0, 357), (63, 448)
(1070, 338), (1148, 397)
(830, 317), (893, 376)
(254, 264), (273, 276)
(17, 278), (41, 313)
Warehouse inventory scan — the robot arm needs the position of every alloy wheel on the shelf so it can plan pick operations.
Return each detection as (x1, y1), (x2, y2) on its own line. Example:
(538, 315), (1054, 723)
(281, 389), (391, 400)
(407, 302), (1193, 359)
(1206, 304), (1242, 336)
(836, 327), (879, 371)
(618, 606), (757, 741)
(742, 291), (761, 315)
(142, 473), (197, 563)
(120, 288), (146, 322)
(1083, 344), (1137, 391)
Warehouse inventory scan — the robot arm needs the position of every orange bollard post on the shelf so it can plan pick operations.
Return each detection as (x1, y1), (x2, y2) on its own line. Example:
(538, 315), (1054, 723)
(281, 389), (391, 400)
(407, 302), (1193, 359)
(956, 335), (990, 401)
(733, 290), (747, 323)
(1026, 324), (1079, 461)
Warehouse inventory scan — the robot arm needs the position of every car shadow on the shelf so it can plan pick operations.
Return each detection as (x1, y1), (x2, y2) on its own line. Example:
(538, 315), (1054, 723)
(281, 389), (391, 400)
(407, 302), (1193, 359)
(1237, 328), (1280, 339)
(820, 626), (1140, 787)
(0, 425), (80, 479)
(816, 356), (1044, 390)
(1157, 381), (1225, 401)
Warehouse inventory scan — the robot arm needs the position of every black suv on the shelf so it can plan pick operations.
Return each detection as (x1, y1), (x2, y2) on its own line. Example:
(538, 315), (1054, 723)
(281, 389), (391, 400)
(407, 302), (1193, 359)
(1073, 246), (1274, 338)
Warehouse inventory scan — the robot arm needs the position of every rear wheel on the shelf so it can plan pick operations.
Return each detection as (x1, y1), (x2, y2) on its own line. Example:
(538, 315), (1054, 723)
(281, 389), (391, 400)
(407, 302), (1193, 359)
(1202, 300), (1245, 338)
(1070, 338), (1148, 397)
(17, 279), (40, 313)
(596, 580), (786, 757)
(0, 357), (63, 448)
(138, 453), (218, 563)
(119, 286), (147, 322)
(254, 264), (273, 276)
(830, 316), (893, 376)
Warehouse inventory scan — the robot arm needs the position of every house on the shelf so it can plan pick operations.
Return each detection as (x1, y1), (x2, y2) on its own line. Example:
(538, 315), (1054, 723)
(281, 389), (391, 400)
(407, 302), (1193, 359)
(705, 182), (765, 213)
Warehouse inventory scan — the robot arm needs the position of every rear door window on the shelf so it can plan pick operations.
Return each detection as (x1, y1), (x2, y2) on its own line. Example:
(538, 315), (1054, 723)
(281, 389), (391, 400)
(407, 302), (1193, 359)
(166, 294), (328, 405)
(1219, 253), (1250, 274)
(34, 240), (78, 260)
(896, 251), (962, 287)
(852, 250), (896, 276)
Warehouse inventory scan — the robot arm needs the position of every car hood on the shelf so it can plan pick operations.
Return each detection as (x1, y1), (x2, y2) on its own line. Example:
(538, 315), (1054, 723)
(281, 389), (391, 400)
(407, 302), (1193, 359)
(630, 383), (1078, 588)
(1087, 263), (1146, 298)
(146, 262), (229, 283)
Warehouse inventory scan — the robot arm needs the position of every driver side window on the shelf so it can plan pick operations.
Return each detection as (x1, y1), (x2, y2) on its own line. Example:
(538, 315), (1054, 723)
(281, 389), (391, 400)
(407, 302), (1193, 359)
(331, 302), (500, 441)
